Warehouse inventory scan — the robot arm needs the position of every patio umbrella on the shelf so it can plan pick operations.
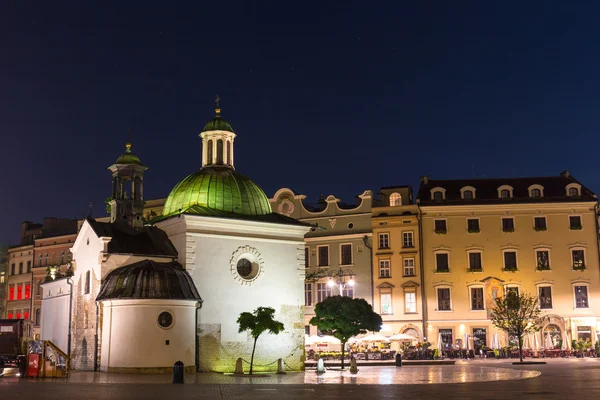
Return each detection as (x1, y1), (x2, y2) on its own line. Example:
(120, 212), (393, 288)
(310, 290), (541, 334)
(522, 334), (531, 349)
(535, 333), (541, 350)
(561, 331), (569, 350)
(464, 333), (470, 350)
(491, 333), (499, 350)
(545, 333), (553, 349)
(437, 333), (444, 352)
(389, 333), (418, 342)
(347, 337), (362, 344)
(361, 333), (390, 343)
(311, 335), (341, 345)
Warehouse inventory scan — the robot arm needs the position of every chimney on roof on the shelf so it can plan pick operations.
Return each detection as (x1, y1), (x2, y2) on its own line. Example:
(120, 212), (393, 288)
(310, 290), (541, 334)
(420, 176), (429, 184)
(560, 170), (570, 178)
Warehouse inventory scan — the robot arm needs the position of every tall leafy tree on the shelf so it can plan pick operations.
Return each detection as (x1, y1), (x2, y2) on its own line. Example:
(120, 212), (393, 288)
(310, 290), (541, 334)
(490, 291), (541, 362)
(237, 307), (285, 375)
(310, 296), (382, 369)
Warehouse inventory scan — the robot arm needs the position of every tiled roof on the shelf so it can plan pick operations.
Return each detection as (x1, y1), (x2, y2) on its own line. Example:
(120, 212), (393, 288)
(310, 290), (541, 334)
(417, 173), (596, 205)
(96, 259), (201, 302)
(87, 219), (178, 257)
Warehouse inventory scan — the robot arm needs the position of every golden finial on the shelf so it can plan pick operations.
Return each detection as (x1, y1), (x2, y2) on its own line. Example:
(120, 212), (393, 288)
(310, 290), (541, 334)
(126, 128), (132, 152)
(215, 95), (221, 116)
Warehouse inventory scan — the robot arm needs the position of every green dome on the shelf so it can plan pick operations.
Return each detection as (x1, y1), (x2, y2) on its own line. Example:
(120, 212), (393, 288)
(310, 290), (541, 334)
(115, 144), (144, 165)
(162, 167), (271, 216)
(202, 115), (235, 133)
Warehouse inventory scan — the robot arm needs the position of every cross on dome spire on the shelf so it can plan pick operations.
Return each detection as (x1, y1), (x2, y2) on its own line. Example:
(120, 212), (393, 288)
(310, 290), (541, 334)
(215, 95), (221, 116)
(126, 128), (132, 152)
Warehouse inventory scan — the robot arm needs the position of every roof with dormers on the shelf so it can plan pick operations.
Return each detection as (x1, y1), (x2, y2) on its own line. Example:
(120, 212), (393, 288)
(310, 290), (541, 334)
(417, 173), (596, 205)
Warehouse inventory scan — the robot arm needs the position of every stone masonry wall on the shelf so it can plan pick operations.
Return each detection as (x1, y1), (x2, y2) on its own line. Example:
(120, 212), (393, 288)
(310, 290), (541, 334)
(70, 273), (100, 371)
(198, 305), (304, 373)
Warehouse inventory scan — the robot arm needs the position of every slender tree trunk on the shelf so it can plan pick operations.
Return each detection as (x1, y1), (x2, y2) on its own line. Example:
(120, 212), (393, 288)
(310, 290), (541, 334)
(250, 337), (258, 375)
(341, 340), (346, 370)
(518, 335), (523, 363)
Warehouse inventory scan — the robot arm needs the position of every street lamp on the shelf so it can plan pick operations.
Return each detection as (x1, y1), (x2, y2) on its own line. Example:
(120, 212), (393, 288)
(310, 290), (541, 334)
(326, 267), (355, 296)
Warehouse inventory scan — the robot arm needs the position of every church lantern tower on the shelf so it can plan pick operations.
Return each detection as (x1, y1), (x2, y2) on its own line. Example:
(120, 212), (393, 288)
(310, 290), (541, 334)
(108, 142), (147, 229)
(200, 96), (237, 169)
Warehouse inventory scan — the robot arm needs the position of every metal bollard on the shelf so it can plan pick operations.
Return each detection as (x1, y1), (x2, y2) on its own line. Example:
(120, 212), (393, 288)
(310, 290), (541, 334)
(173, 360), (184, 384)
(395, 353), (402, 367)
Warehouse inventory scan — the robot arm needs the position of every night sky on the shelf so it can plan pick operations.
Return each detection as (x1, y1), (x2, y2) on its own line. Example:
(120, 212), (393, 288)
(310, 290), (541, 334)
(2, 1), (600, 244)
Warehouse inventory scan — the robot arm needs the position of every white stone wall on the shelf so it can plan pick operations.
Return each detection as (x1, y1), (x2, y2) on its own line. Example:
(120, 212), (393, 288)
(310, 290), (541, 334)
(157, 215), (310, 373)
(100, 299), (198, 371)
(40, 278), (71, 354)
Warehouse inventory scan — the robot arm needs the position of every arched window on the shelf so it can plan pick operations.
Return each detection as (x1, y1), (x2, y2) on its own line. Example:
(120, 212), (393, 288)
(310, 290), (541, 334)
(403, 328), (419, 339)
(216, 139), (224, 164)
(531, 189), (541, 198)
(389, 192), (402, 206)
(463, 190), (474, 200)
(433, 191), (444, 202)
(226, 141), (231, 165)
(544, 324), (561, 349)
(207, 140), (213, 165)
(38, 254), (43, 267)
(568, 187), (579, 197)
(500, 189), (510, 199)
(60, 251), (65, 264)
(84, 270), (91, 295)
(35, 308), (41, 326)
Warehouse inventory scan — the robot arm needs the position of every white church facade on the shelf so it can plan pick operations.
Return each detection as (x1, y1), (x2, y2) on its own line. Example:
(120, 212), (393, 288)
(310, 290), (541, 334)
(40, 103), (310, 373)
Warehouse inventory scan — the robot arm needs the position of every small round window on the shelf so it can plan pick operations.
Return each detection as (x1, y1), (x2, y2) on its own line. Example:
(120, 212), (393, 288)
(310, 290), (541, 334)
(158, 311), (173, 328)
(237, 258), (258, 280)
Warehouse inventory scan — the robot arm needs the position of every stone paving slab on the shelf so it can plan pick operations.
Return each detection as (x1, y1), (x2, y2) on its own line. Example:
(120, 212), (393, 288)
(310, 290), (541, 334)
(2, 364), (539, 385)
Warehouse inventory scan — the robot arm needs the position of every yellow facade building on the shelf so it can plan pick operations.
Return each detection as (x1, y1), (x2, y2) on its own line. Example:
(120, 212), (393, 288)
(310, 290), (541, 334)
(417, 171), (600, 352)
(371, 186), (424, 339)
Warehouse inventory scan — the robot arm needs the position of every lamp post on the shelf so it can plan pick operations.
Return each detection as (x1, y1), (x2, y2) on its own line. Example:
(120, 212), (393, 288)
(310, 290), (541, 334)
(326, 267), (355, 296)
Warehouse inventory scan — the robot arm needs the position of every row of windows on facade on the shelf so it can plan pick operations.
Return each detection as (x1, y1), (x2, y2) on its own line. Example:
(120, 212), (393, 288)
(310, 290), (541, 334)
(430, 185), (581, 202)
(7, 283), (32, 301)
(336, 285), (590, 317)
(378, 248), (587, 277)
(306, 243), (355, 268)
(428, 248), (586, 274)
(304, 282), (354, 306)
(9, 251), (71, 275)
(6, 308), (41, 325)
(376, 216), (583, 250)
(433, 285), (590, 312)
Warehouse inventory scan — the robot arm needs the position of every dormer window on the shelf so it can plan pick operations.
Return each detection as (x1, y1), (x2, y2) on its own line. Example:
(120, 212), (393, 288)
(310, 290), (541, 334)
(430, 187), (446, 202)
(460, 186), (476, 200)
(497, 185), (513, 199)
(389, 192), (402, 206)
(528, 185), (544, 199)
(566, 183), (581, 197)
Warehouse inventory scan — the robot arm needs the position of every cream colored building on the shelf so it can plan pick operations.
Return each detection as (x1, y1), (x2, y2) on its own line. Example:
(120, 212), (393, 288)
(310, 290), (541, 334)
(270, 189), (374, 335)
(371, 186), (424, 339)
(418, 171), (600, 352)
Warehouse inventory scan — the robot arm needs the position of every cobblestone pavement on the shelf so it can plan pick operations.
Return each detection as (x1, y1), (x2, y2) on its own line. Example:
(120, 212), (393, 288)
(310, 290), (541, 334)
(1, 358), (600, 399)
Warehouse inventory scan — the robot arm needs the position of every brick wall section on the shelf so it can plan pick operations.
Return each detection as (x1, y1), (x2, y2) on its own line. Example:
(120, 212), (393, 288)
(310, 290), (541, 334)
(198, 305), (304, 373)
(70, 272), (100, 371)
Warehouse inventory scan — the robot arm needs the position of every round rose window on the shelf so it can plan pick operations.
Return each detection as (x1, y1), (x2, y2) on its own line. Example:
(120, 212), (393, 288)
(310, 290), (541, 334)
(158, 311), (173, 328)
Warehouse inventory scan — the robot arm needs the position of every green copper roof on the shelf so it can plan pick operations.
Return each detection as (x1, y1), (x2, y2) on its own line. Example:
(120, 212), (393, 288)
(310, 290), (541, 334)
(202, 115), (235, 133)
(162, 167), (271, 216)
(115, 143), (144, 165)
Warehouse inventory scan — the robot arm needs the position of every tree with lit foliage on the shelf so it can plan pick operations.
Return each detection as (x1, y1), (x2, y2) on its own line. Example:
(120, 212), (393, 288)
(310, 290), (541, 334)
(310, 296), (383, 369)
(237, 307), (285, 375)
(490, 291), (541, 362)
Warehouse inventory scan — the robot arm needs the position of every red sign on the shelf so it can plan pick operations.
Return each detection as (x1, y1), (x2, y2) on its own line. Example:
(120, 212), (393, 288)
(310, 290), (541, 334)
(27, 354), (40, 378)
